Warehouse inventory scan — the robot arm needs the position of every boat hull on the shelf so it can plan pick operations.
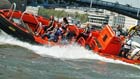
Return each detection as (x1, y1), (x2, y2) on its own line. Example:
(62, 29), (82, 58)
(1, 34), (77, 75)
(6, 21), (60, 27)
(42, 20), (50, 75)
(0, 9), (140, 64)
(0, 14), (35, 43)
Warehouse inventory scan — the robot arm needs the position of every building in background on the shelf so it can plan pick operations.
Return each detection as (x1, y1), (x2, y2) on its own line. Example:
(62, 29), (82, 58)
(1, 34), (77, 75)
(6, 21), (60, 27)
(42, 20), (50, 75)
(87, 9), (138, 29)
(108, 11), (138, 30)
(5, 0), (139, 29)
(87, 10), (125, 28)
(124, 16), (138, 29)
(109, 14), (125, 28)
(88, 13), (109, 27)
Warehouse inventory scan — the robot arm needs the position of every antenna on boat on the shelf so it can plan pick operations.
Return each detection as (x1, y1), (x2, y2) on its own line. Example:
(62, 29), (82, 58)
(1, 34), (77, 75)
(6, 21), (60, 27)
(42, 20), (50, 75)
(8, 3), (16, 20)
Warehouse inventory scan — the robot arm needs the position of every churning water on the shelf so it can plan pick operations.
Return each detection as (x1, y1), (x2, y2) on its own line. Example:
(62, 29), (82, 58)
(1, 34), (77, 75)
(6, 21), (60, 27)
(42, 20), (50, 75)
(0, 31), (140, 79)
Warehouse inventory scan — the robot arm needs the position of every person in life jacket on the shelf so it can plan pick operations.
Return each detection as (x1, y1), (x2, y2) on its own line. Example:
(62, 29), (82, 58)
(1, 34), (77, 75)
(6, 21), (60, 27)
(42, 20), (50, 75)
(41, 22), (62, 42)
(60, 17), (69, 40)
(62, 17), (69, 32)
(42, 16), (56, 39)
(119, 34), (132, 58)
(77, 22), (91, 40)
(44, 15), (55, 32)
(53, 26), (63, 43)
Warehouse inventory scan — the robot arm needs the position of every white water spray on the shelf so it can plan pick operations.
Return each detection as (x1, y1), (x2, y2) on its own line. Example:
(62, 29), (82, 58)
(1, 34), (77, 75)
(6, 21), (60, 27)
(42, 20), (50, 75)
(0, 30), (140, 69)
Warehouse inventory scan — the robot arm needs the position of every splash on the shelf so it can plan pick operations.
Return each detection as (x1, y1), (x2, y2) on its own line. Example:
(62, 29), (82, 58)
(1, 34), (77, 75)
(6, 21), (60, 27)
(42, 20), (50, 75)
(0, 30), (140, 69)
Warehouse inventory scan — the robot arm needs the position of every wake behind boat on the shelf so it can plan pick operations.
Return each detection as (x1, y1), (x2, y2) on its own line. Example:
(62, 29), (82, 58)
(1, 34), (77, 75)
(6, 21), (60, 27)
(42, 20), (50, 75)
(0, 3), (140, 64)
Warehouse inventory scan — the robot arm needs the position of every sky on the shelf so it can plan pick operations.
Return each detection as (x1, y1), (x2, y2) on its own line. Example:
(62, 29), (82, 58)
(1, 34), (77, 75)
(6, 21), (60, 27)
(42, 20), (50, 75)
(103, 0), (140, 8)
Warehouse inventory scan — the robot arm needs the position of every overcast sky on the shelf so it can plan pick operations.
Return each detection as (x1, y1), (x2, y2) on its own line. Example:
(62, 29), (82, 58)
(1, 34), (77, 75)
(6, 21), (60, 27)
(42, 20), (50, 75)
(103, 0), (140, 8)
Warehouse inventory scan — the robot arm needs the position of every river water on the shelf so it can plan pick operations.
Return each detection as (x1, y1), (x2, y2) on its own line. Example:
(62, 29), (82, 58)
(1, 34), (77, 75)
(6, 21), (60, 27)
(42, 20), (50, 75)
(0, 31), (140, 79)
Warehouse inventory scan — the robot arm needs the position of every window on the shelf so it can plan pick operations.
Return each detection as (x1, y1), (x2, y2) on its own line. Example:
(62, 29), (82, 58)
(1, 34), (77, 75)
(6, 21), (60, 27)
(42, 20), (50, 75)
(103, 34), (108, 42)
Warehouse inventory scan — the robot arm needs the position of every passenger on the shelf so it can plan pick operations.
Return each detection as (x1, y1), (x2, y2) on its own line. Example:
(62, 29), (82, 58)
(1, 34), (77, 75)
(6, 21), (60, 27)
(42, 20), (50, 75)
(41, 29), (54, 40)
(62, 17), (69, 31)
(41, 27), (56, 42)
(119, 34), (132, 58)
(61, 17), (69, 39)
(83, 27), (91, 39)
(44, 24), (63, 42)
(41, 16), (56, 39)
(53, 26), (63, 42)
(77, 23), (91, 40)
(63, 17), (69, 25)
(44, 15), (55, 32)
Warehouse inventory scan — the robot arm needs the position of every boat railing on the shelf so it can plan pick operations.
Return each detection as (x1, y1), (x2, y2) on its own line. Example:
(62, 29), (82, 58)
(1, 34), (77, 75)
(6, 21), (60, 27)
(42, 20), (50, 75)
(22, 11), (42, 28)
(31, 13), (42, 33)
(7, 3), (16, 21)
(30, 12), (43, 36)
(20, 11), (43, 35)
(20, 11), (35, 35)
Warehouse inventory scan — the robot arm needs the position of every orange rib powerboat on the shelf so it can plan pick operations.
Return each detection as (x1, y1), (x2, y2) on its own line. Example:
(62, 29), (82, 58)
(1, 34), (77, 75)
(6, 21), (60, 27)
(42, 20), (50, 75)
(0, 3), (140, 64)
